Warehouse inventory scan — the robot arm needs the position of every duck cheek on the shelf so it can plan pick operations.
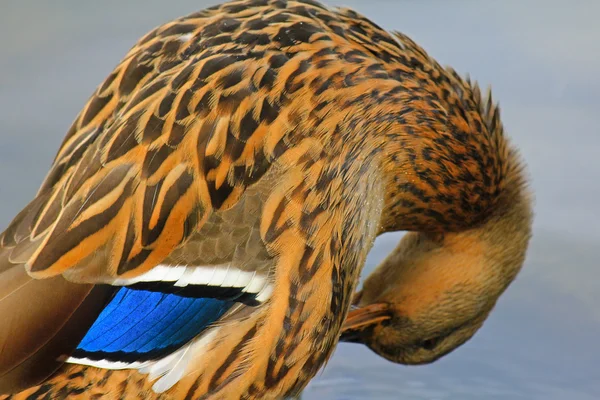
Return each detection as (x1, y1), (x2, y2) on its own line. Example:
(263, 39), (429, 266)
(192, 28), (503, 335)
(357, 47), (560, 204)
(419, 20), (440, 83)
(368, 338), (414, 365)
(366, 327), (408, 364)
(366, 339), (398, 363)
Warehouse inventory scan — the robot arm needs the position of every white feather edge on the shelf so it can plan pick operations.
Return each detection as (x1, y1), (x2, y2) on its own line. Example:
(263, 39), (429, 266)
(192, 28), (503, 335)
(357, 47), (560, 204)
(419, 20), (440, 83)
(110, 264), (270, 296)
(67, 330), (220, 393)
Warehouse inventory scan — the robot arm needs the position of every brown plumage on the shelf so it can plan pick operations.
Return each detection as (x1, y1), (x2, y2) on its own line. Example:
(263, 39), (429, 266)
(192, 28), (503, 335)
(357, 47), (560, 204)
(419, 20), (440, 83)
(0, 0), (528, 398)
(340, 93), (533, 365)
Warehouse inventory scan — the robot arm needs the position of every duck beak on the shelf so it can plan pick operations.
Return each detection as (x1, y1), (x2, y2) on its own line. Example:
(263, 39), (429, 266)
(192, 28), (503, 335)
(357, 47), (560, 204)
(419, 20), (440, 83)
(340, 303), (391, 343)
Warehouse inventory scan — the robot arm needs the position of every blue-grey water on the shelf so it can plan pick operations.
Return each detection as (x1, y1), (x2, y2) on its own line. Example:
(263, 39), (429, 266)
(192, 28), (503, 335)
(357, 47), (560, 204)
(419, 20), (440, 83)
(1, 1), (598, 399)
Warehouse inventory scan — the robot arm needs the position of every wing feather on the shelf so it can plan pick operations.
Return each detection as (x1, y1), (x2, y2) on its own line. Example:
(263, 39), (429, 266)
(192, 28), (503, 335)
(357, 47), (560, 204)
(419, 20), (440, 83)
(8, 46), (293, 281)
(0, 267), (115, 393)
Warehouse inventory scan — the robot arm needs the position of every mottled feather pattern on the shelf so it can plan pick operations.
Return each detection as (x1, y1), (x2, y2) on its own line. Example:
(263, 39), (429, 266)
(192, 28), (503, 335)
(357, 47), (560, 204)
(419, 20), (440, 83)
(0, 0), (515, 398)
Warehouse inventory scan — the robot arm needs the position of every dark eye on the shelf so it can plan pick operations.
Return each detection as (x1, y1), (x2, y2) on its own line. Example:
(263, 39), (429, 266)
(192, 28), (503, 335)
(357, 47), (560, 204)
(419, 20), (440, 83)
(419, 336), (443, 351)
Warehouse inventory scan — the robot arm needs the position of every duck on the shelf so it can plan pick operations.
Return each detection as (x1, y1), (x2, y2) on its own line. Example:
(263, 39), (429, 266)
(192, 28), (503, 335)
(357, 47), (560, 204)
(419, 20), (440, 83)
(0, 0), (531, 398)
(340, 155), (532, 364)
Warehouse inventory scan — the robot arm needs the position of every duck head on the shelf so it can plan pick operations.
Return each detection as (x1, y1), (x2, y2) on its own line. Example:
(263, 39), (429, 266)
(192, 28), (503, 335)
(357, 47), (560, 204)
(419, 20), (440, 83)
(340, 93), (533, 365)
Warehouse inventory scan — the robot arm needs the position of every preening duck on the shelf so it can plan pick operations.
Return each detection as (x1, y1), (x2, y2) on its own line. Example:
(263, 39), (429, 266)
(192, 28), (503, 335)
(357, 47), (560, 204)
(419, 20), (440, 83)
(0, 0), (530, 398)
(340, 142), (532, 363)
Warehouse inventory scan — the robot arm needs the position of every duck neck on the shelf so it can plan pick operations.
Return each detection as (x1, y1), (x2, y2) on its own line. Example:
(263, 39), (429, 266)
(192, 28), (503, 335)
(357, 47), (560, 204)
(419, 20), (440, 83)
(416, 175), (533, 304)
(464, 176), (533, 292)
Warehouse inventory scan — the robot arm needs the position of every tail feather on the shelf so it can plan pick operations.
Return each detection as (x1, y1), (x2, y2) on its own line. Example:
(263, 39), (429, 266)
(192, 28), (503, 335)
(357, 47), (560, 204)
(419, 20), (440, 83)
(0, 266), (114, 394)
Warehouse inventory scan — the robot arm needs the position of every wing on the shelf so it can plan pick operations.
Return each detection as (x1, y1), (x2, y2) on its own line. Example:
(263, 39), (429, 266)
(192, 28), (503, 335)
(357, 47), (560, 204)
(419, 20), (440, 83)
(0, 11), (319, 393)
(2, 44), (288, 282)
